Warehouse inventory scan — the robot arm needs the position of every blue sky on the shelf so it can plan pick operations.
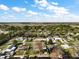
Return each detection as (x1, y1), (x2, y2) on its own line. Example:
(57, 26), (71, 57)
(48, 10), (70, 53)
(0, 0), (79, 22)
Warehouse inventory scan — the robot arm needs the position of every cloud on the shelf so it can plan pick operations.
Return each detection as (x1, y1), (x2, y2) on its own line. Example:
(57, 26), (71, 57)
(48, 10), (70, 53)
(31, 0), (79, 22)
(0, 13), (17, 21)
(43, 14), (50, 17)
(27, 10), (38, 16)
(34, 0), (69, 16)
(12, 7), (26, 13)
(0, 0), (79, 22)
(47, 5), (69, 15)
(35, 0), (48, 7)
(0, 4), (9, 11)
(0, 4), (26, 13)
(51, 2), (58, 5)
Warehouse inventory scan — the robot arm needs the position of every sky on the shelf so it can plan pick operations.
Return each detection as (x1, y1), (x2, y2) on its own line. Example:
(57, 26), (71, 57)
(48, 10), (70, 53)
(0, 0), (79, 22)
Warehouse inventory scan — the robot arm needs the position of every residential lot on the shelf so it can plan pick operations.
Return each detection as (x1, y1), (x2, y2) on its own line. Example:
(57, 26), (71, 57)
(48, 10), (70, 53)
(0, 23), (79, 59)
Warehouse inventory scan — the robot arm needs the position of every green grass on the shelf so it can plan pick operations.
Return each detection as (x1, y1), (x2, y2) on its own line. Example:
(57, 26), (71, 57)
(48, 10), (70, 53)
(15, 50), (25, 55)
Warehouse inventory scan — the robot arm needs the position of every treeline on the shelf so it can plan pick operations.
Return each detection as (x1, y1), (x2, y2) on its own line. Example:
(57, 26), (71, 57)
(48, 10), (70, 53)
(0, 24), (79, 45)
(0, 30), (25, 45)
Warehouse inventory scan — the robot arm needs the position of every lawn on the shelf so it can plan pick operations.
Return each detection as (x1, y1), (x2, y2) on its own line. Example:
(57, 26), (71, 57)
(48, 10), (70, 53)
(15, 50), (25, 55)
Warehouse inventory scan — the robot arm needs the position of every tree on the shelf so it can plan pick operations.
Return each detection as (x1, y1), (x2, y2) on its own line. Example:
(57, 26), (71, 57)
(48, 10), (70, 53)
(13, 40), (18, 45)
(48, 39), (53, 44)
